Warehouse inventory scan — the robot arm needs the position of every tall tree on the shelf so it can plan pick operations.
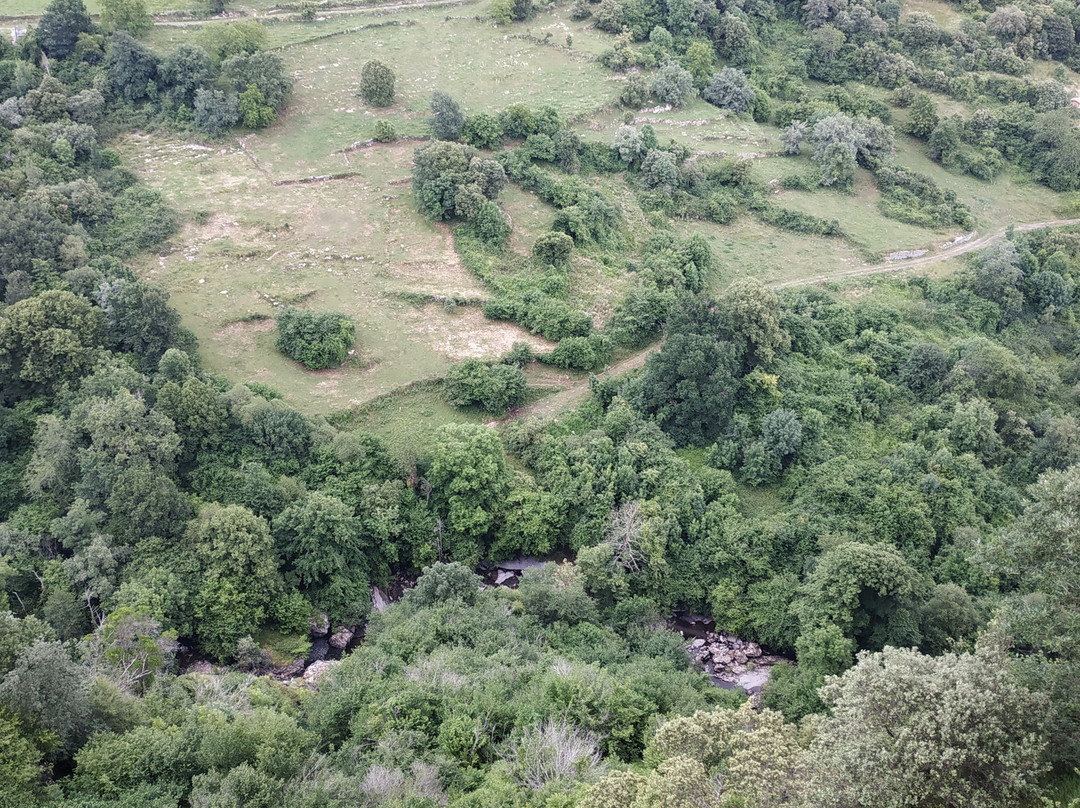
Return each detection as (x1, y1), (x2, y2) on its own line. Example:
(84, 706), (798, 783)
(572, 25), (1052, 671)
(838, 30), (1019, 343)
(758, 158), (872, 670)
(426, 424), (508, 564)
(38, 0), (94, 59)
(360, 60), (395, 107)
(429, 91), (465, 140)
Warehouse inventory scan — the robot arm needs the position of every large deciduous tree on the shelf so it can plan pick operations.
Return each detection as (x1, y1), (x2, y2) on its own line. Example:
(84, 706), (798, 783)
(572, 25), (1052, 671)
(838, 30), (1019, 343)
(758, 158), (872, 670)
(38, 0), (94, 59)
(808, 645), (1048, 808)
(0, 290), (106, 402)
(426, 424), (508, 564)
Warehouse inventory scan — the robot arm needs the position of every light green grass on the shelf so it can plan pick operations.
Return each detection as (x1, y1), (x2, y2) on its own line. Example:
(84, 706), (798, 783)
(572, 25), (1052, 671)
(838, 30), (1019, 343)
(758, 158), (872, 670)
(901, 0), (965, 31)
(229, 6), (615, 179)
(335, 383), (486, 459)
(681, 216), (869, 290)
(119, 133), (555, 415)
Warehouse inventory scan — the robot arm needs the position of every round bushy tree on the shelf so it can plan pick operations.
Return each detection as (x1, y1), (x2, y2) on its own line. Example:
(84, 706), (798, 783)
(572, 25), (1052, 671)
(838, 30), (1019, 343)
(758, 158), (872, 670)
(651, 61), (695, 107)
(702, 68), (754, 113)
(275, 308), (355, 370)
(360, 59), (395, 107)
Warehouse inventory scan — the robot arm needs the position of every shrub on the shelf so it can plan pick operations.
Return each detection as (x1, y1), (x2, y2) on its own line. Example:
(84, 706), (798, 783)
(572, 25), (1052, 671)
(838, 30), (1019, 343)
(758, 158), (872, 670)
(374, 119), (396, 142)
(547, 336), (606, 370)
(620, 74), (650, 108)
(462, 114), (504, 149)
(651, 61), (695, 107)
(444, 358), (527, 412)
(469, 201), (511, 246)
(275, 308), (355, 370)
(533, 231), (574, 267)
(360, 59), (395, 107)
(702, 68), (754, 113)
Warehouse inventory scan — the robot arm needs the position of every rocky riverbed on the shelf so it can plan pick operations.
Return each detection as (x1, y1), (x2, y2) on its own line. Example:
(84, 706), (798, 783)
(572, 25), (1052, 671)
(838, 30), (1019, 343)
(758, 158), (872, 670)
(684, 631), (789, 694)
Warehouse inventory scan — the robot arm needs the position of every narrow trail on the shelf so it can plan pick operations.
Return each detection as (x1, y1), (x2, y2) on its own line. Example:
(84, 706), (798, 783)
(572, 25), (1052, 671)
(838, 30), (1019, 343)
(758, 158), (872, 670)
(145, 0), (472, 26)
(775, 218), (1080, 289)
(513, 218), (1080, 421)
(516, 346), (658, 420)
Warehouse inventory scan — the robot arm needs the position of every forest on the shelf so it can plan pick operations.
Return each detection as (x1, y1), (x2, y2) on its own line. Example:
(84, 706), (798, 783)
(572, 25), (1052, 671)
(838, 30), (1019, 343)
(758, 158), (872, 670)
(2, 0), (1080, 804)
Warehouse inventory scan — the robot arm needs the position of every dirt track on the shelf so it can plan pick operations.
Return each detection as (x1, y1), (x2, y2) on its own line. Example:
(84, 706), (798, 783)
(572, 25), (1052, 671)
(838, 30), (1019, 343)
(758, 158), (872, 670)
(775, 218), (1080, 289)
(516, 218), (1080, 420)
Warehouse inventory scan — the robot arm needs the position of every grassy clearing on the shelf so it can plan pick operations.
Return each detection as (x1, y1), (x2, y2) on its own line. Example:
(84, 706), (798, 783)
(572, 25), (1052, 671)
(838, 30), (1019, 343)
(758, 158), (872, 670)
(681, 216), (867, 290)
(334, 382), (487, 459)
(104, 0), (1069, 419)
(770, 167), (944, 255)
(232, 5), (614, 179)
(120, 133), (554, 415)
(902, 0), (965, 31)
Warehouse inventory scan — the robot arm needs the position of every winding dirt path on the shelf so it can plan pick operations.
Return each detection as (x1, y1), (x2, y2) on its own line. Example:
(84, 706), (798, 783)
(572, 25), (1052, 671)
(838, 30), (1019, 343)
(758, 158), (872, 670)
(517, 345), (659, 420)
(513, 218), (1080, 420)
(775, 218), (1080, 289)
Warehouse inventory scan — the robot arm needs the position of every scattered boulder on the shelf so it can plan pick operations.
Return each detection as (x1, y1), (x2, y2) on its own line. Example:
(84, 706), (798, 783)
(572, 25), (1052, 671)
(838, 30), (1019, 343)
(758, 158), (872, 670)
(683, 628), (791, 695)
(310, 613), (330, 637)
(329, 626), (355, 649)
(303, 659), (340, 686)
(309, 638), (329, 662)
(271, 658), (306, 680)
(495, 570), (518, 586)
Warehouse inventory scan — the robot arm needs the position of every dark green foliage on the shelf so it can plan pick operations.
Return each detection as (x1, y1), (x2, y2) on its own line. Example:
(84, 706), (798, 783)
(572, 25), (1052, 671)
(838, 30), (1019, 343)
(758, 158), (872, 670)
(246, 407), (311, 465)
(468, 201), (511, 246)
(273, 492), (370, 623)
(429, 91), (465, 140)
(105, 31), (158, 102)
(159, 44), (214, 108)
(639, 305), (740, 447)
(360, 59), (395, 107)
(444, 358), (527, 413)
(426, 423), (508, 564)
(221, 51), (292, 113)
(412, 141), (507, 221)
(274, 308), (355, 370)
(38, 0), (94, 59)
(0, 291), (106, 402)
(99, 186), (180, 257)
